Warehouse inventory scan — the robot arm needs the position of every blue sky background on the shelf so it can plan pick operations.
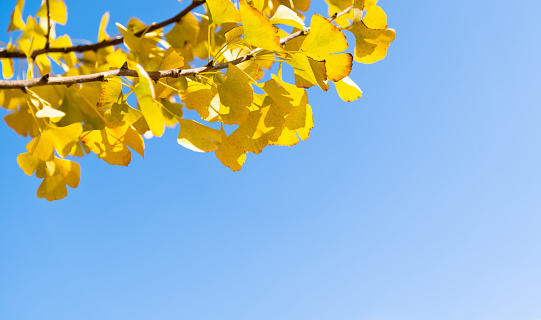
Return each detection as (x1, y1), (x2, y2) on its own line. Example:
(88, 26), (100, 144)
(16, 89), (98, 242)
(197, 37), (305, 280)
(1, 0), (541, 319)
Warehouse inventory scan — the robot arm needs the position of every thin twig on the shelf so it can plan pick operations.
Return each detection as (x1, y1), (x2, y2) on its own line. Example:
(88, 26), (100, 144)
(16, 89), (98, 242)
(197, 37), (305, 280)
(279, 5), (353, 45)
(0, 0), (206, 59)
(45, 0), (51, 50)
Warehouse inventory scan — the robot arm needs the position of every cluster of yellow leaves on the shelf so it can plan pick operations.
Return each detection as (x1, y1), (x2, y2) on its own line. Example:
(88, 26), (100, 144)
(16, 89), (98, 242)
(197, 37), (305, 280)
(0, 0), (395, 200)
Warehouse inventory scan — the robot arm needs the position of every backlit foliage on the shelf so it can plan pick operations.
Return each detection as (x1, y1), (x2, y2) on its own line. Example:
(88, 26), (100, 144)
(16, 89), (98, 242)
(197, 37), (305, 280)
(0, 0), (395, 201)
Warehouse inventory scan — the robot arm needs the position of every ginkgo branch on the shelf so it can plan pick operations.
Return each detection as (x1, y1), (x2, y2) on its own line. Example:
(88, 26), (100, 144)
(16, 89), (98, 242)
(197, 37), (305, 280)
(0, 54), (254, 90)
(45, 0), (51, 50)
(0, 5), (354, 91)
(0, 0), (206, 59)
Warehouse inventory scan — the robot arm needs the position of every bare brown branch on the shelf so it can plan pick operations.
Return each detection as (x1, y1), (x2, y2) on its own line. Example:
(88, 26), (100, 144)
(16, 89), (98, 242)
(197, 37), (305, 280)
(0, 0), (206, 59)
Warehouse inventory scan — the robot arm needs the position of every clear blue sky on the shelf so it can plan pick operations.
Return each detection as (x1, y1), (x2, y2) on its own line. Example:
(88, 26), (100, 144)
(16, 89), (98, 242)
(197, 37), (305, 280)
(1, 1), (541, 319)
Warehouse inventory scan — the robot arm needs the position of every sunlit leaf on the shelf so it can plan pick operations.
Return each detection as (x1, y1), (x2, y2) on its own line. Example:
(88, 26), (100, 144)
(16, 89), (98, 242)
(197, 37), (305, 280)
(35, 157), (80, 201)
(227, 94), (288, 154)
(36, 0), (68, 25)
(325, 52), (353, 82)
(177, 119), (221, 152)
(215, 128), (246, 171)
(1, 58), (14, 79)
(206, 0), (242, 25)
(25, 123), (83, 161)
(181, 80), (219, 121)
(239, 0), (284, 52)
(81, 123), (144, 166)
(159, 47), (184, 70)
(7, 0), (25, 31)
(289, 53), (328, 91)
(165, 12), (200, 62)
(344, 4), (396, 63)
(98, 11), (110, 41)
(270, 5), (306, 30)
(300, 14), (348, 60)
(135, 64), (165, 137)
(4, 104), (40, 138)
(17, 152), (41, 176)
(333, 76), (362, 101)
(267, 76), (313, 146)
(97, 77), (123, 110)
(218, 63), (253, 124)
(326, 0), (354, 27)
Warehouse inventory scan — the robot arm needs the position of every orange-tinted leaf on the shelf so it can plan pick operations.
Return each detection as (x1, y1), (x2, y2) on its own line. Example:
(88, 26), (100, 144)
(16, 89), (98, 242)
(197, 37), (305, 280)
(325, 53), (353, 81)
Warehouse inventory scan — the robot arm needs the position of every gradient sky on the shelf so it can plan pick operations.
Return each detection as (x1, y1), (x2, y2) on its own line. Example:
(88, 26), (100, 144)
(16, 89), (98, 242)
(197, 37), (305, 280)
(1, 1), (541, 320)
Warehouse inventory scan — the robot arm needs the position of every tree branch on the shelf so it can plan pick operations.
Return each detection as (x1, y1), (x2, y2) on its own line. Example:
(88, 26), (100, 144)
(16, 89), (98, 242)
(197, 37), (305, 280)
(0, 54), (257, 90)
(45, 0), (51, 50)
(0, 0), (206, 59)
(0, 5), (355, 90)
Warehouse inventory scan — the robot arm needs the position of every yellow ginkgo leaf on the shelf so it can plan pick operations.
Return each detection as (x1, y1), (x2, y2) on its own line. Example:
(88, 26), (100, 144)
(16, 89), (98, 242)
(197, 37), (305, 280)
(36, 0), (68, 25)
(206, 0), (242, 26)
(17, 152), (41, 176)
(165, 12), (200, 56)
(327, 0), (355, 27)
(271, 103), (313, 146)
(7, 0), (25, 31)
(26, 123), (83, 161)
(97, 77), (123, 110)
(4, 104), (40, 138)
(181, 80), (219, 121)
(159, 47), (184, 71)
(215, 128), (246, 171)
(177, 119), (222, 152)
(56, 85), (106, 130)
(267, 76), (313, 146)
(239, 0), (284, 52)
(224, 25), (244, 43)
(289, 53), (329, 91)
(27, 90), (65, 122)
(300, 14), (348, 60)
(51, 157), (80, 189)
(36, 157), (80, 201)
(48, 35), (77, 68)
(1, 58), (14, 79)
(116, 22), (160, 62)
(227, 94), (287, 154)
(270, 5), (306, 30)
(135, 64), (165, 137)
(334, 76), (363, 102)
(362, 5), (388, 29)
(98, 11), (110, 41)
(222, 47), (261, 80)
(325, 52), (353, 82)
(81, 123), (144, 166)
(218, 63), (253, 125)
(345, 4), (395, 64)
